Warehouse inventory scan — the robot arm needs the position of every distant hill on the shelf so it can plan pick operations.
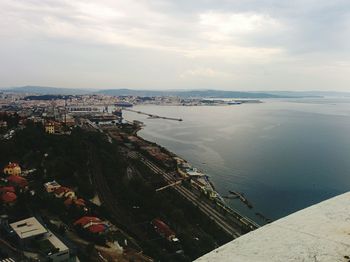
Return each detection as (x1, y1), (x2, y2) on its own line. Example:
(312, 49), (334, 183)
(262, 91), (350, 97)
(1, 86), (285, 98)
(24, 95), (74, 100)
(3, 85), (342, 98)
(97, 89), (285, 98)
(1, 86), (90, 95)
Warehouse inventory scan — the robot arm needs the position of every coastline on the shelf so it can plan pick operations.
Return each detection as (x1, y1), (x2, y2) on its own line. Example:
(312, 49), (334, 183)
(130, 126), (261, 229)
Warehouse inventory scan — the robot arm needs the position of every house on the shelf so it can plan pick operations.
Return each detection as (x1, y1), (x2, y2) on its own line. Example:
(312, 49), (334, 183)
(74, 216), (108, 234)
(44, 180), (61, 193)
(0, 120), (7, 129)
(0, 186), (15, 193)
(38, 232), (70, 262)
(3, 162), (21, 176)
(7, 175), (28, 189)
(64, 197), (88, 212)
(53, 187), (75, 199)
(151, 219), (179, 242)
(10, 217), (70, 262)
(0, 191), (17, 205)
(45, 122), (55, 134)
(64, 198), (86, 209)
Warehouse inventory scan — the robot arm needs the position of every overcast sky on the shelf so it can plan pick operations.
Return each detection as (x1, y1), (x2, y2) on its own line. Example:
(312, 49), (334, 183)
(1, 0), (350, 91)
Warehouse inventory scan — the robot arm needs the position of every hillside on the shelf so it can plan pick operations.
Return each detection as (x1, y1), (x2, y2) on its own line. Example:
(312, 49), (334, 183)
(1, 85), (90, 95)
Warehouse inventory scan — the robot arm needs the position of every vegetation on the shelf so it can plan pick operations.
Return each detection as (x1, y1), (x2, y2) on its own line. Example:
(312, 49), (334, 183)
(0, 124), (231, 261)
(0, 112), (20, 129)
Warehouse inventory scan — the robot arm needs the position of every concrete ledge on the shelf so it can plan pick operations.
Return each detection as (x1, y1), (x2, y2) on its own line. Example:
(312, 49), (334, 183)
(196, 192), (350, 262)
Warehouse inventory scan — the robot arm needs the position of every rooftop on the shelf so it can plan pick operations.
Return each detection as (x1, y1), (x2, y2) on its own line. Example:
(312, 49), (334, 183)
(45, 231), (69, 253)
(44, 180), (60, 187)
(74, 216), (101, 226)
(7, 175), (28, 187)
(10, 217), (47, 239)
(196, 192), (350, 262)
(0, 191), (17, 203)
(4, 162), (20, 169)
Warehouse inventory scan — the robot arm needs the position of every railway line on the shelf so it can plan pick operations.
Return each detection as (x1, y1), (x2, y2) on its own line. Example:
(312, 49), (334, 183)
(87, 149), (144, 254)
(127, 150), (246, 238)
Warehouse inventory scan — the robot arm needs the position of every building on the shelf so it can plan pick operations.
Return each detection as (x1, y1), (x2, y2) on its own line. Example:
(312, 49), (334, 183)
(44, 180), (61, 193)
(151, 219), (179, 242)
(40, 232), (70, 262)
(62, 114), (75, 127)
(3, 162), (21, 176)
(0, 191), (17, 205)
(7, 175), (28, 189)
(74, 216), (109, 234)
(45, 122), (55, 134)
(10, 217), (70, 262)
(53, 186), (75, 199)
(10, 217), (47, 242)
(0, 186), (15, 193)
(64, 198), (86, 210)
(0, 120), (7, 129)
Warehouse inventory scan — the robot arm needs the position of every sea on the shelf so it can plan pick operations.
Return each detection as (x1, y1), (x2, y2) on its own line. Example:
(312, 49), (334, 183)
(123, 98), (350, 224)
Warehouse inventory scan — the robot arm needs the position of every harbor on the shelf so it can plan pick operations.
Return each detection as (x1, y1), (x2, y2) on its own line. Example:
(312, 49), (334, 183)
(81, 102), (267, 230)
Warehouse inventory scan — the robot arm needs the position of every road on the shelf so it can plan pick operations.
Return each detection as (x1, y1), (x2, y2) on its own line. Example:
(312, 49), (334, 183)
(127, 150), (247, 238)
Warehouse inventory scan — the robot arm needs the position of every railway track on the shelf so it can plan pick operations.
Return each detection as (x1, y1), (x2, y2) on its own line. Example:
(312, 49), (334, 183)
(88, 150), (143, 253)
(128, 151), (245, 238)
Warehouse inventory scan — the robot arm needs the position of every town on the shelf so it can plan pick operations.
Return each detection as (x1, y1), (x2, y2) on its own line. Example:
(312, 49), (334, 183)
(0, 91), (259, 261)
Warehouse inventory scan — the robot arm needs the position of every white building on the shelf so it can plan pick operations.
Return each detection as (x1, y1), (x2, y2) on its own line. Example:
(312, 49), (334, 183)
(44, 180), (61, 193)
(44, 232), (70, 262)
(10, 217), (47, 241)
(10, 217), (70, 262)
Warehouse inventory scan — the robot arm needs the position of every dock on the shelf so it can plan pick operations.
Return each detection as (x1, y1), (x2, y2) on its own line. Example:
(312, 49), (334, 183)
(229, 191), (253, 209)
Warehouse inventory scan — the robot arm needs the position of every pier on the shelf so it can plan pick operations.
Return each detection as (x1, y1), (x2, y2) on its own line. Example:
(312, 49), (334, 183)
(229, 191), (253, 209)
(122, 108), (183, 121)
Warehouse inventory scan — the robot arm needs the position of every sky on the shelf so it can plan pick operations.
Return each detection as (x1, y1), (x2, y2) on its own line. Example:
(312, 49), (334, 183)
(0, 0), (350, 91)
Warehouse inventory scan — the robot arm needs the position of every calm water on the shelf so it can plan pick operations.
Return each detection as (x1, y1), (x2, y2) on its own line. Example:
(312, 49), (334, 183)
(123, 98), (350, 224)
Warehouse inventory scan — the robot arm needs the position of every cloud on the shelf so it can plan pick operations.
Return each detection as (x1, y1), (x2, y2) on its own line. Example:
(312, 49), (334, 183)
(198, 12), (283, 41)
(0, 0), (284, 60)
(180, 68), (230, 79)
(0, 0), (350, 90)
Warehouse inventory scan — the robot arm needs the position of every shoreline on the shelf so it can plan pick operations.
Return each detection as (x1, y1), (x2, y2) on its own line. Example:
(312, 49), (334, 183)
(129, 126), (261, 229)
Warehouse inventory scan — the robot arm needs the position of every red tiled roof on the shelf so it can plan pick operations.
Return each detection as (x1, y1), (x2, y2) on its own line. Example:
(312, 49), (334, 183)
(74, 216), (101, 226)
(54, 186), (72, 195)
(5, 162), (20, 169)
(64, 198), (86, 207)
(7, 175), (28, 188)
(152, 219), (175, 239)
(64, 198), (73, 206)
(0, 186), (15, 193)
(75, 198), (86, 206)
(1, 191), (17, 203)
(88, 224), (107, 233)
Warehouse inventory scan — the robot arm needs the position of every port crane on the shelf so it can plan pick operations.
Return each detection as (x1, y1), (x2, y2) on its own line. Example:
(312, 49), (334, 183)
(156, 180), (183, 192)
(155, 176), (193, 192)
